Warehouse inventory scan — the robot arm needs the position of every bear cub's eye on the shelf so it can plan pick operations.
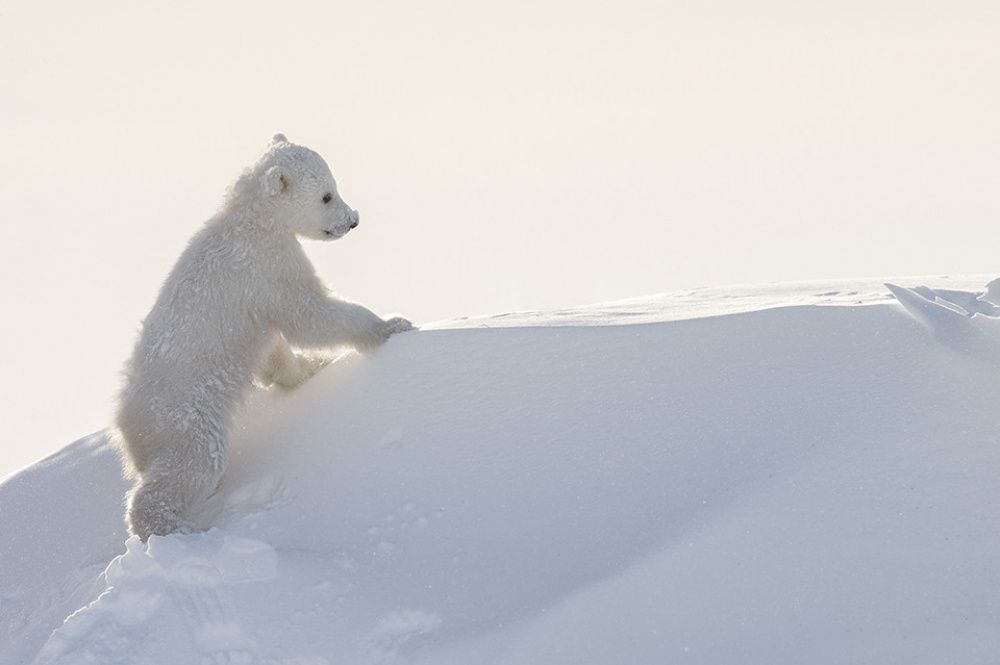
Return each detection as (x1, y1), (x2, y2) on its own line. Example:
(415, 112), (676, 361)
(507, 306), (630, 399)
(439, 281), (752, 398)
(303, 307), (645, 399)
(322, 193), (332, 204)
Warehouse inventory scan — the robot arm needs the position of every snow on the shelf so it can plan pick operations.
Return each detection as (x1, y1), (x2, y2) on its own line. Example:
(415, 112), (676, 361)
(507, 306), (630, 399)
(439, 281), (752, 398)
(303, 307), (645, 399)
(3, 276), (1000, 664)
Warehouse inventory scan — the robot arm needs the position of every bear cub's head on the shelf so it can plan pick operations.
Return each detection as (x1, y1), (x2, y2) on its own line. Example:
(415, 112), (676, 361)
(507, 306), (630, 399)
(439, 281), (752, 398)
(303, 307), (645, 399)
(256, 133), (360, 241)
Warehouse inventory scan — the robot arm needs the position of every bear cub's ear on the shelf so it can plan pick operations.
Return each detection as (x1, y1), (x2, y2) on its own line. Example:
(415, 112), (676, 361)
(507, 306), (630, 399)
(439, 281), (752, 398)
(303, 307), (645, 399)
(262, 165), (289, 196)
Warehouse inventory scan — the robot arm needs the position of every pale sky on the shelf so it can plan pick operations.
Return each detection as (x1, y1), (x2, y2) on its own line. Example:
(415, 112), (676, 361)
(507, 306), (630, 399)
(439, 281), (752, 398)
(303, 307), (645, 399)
(1, 0), (998, 477)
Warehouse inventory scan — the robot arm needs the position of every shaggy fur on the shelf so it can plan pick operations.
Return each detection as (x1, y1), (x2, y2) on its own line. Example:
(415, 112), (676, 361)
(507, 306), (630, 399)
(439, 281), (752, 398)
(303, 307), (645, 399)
(115, 134), (411, 540)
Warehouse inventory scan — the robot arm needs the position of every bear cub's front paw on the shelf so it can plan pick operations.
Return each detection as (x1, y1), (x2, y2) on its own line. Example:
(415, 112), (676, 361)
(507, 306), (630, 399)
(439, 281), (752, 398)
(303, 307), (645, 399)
(358, 316), (414, 352)
(354, 316), (414, 353)
(383, 316), (414, 335)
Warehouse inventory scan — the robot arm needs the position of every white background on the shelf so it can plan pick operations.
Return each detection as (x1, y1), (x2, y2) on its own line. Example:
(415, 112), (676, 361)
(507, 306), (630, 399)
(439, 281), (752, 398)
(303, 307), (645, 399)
(1, 0), (998, 476)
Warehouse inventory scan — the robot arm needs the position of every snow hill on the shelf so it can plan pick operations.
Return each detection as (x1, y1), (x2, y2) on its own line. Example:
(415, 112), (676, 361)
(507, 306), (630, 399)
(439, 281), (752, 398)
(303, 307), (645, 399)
(3, 277), (1000, 665)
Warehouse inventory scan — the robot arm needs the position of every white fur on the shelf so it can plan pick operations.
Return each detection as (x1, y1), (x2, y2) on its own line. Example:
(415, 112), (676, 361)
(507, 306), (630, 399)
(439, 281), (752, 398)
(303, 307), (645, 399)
(115, 134), (412, 540)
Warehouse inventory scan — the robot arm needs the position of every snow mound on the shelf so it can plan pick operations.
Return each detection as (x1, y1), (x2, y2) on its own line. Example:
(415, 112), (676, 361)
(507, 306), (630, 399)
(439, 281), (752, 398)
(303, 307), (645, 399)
(3, 277), (1000, 664)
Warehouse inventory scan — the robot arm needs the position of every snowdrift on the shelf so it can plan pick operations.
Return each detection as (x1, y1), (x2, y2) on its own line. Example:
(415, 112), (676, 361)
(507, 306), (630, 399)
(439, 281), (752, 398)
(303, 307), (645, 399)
(2, 278), (999, 664)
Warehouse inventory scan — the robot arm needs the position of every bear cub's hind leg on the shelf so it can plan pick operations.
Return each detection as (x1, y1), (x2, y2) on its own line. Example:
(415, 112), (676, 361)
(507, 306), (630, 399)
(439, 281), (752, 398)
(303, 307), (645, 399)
(126, 436), (227, 541)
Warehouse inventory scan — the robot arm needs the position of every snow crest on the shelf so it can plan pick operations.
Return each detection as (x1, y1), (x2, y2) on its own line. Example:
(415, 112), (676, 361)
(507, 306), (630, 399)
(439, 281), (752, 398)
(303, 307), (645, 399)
(4, 277), (1000, 664)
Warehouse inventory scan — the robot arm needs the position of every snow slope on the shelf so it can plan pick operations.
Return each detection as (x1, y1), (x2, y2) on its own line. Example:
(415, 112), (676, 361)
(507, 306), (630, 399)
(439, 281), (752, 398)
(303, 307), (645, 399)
(2, 277), (999, 664)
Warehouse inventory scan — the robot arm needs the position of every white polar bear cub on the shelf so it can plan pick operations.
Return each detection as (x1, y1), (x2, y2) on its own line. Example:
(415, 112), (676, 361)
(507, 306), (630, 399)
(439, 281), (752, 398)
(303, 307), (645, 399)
(115, 134), (412, 540)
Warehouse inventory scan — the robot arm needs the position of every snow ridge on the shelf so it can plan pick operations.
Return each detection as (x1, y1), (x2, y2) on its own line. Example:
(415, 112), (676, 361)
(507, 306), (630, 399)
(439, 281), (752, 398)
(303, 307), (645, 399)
(3, 277), (1000, 665)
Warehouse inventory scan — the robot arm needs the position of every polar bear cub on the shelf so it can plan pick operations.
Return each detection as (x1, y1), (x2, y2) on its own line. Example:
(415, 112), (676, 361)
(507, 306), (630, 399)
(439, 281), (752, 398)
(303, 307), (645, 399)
(115, 134), (412, 540)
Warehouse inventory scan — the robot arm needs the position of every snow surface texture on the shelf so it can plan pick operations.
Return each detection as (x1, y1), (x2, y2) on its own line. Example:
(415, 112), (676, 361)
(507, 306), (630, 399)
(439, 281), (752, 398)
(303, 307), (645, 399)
(3, 276), (1000, 664)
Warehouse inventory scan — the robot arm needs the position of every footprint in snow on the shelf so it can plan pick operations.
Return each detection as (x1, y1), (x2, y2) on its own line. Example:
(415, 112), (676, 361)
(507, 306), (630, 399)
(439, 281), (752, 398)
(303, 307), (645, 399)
(363, 610), (442, 665)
